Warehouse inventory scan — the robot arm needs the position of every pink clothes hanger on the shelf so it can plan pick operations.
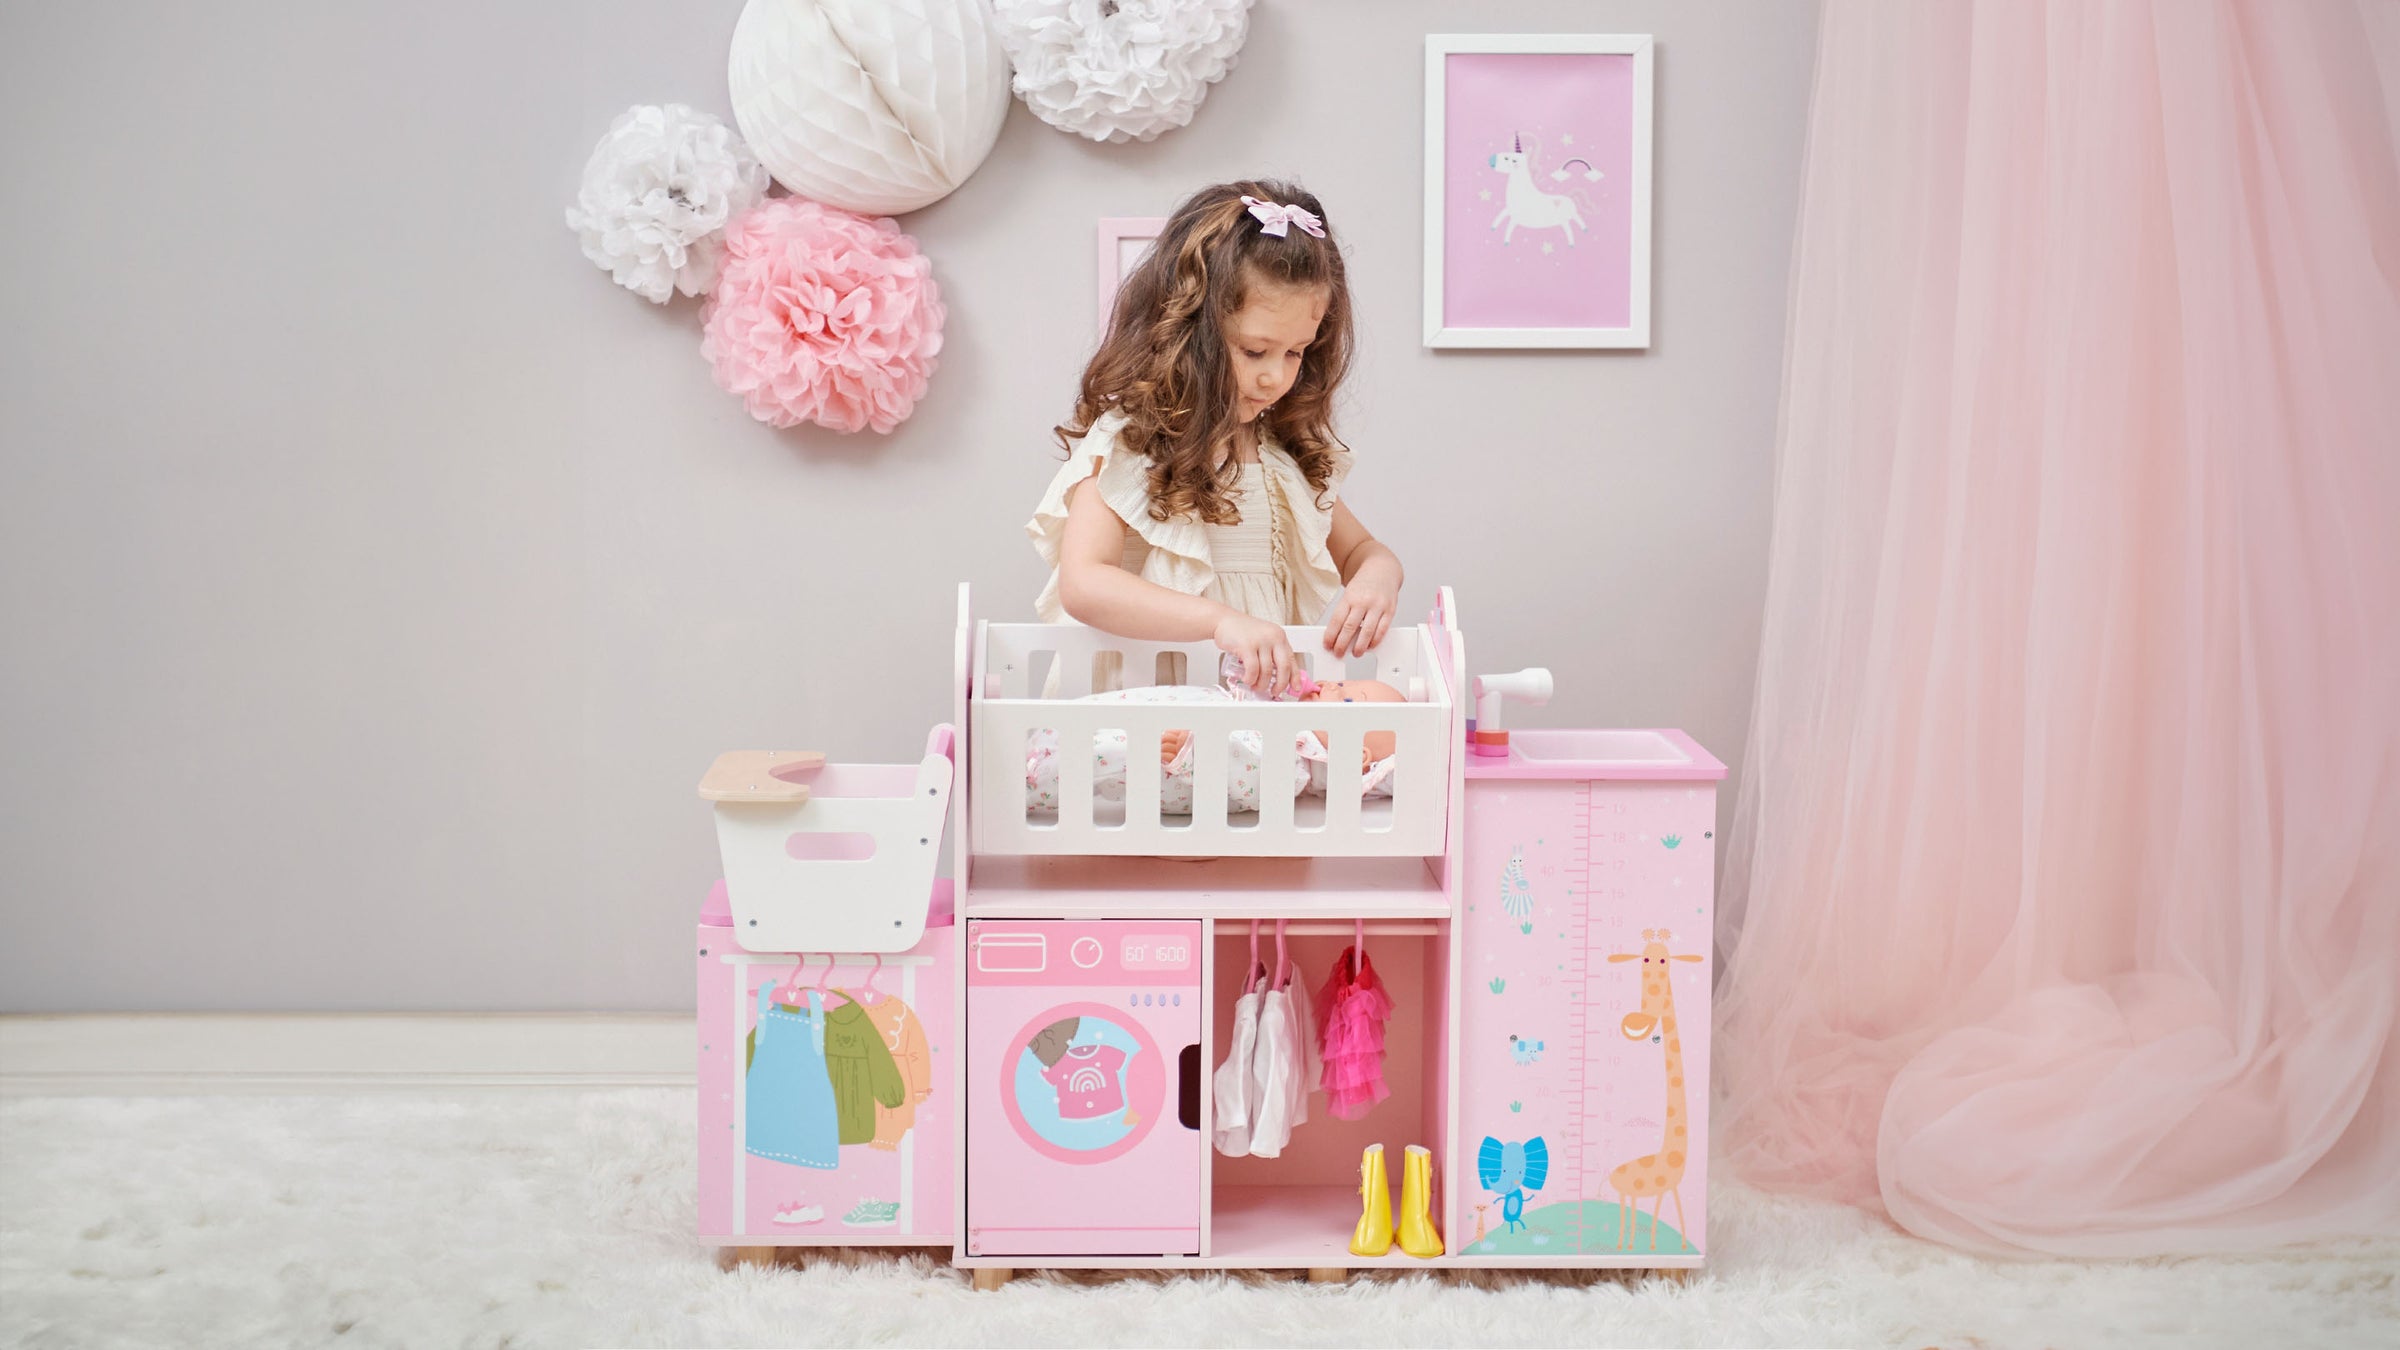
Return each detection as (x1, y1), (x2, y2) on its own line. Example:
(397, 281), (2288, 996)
(777, 953), (814, 1006)
(1274, 918), (1290, 990)
(857, 953), (884, 1006)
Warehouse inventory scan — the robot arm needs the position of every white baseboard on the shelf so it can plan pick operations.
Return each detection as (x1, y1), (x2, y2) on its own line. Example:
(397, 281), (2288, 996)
(0, 1013), (696, 1096)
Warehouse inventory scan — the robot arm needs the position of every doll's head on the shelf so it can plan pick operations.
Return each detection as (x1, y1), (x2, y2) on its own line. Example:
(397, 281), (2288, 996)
(1058, 179), (1354, 527)
(1292, 675), (1407, 705)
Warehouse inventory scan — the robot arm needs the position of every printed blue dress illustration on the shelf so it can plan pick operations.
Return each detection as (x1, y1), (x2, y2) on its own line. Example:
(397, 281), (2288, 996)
(746, 985), (840, 1169)
(1478, 1135), (1550, 1233)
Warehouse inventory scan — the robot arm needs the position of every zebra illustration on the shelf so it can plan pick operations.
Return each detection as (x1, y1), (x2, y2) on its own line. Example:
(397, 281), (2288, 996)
(1501, 846), (1535, 920)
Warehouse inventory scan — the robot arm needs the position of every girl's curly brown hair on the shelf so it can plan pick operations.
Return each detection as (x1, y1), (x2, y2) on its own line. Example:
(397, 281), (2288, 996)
(1055, 179), (1353, 527)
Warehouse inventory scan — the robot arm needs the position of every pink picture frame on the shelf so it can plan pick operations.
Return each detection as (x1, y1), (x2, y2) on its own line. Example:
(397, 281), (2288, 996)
(1424, 34), (1654, 349)
(1096, 216), (1167, 334)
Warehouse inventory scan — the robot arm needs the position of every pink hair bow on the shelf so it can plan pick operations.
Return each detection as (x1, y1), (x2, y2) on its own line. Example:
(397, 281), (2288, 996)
(1241, 195), (1325, 239)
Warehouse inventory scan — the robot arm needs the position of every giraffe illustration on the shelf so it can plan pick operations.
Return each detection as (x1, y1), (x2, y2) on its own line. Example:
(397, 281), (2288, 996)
(1471, 1204), (1490, 1247)
(1603, 928), (1701, 1251)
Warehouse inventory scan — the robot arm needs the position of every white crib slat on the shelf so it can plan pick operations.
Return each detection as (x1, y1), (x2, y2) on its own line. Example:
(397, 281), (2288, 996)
(1392, 717), (1437, 844)
(1323, 725), (1364, 838)
(977, 707), (1027, 852)
(1189, 723), (1229, 840)
(1123, 716), (1161, 834)
(1256, 720), (1296, 835)
(1056, 703), (1096, 840)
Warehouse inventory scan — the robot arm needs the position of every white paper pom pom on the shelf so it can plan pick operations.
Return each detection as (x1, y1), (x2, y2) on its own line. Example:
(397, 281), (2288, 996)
(566, 103), (771, 303)
(995, 0), (1254, 145)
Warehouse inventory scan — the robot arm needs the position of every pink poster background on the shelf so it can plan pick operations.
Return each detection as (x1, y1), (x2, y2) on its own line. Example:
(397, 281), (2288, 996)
(1442, 52), (1635, 330)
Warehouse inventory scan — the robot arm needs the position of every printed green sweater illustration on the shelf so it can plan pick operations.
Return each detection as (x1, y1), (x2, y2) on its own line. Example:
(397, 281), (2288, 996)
(822, 1000), (907, 1145)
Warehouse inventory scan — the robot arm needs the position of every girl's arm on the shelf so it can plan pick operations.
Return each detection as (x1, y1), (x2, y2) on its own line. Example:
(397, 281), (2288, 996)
(1323, 500), (1404, 656)
(1057, 476), (1225, 640)
(1058, 474), (1298, 692)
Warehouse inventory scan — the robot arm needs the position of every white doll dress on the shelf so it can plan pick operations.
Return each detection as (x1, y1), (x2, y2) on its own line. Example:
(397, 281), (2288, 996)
(1286, 958), (1322, 1129)
(1211, 962), (1265, 1157)
(1246, 983), (1300, 1157)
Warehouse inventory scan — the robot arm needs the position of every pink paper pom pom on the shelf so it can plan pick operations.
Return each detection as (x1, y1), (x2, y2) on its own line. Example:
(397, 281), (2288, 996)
(700, 198), (945, 434)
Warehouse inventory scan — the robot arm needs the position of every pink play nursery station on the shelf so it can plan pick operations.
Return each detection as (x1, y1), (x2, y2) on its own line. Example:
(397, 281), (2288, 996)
(692, 585), (1723, 1286)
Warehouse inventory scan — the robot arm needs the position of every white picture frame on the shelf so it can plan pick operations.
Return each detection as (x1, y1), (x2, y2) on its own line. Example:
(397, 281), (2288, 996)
(1424, 34), (1655, 349)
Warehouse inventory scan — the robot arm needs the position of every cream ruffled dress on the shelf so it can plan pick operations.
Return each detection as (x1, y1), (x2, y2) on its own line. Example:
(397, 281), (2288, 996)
(1028, 410), (1353, 627)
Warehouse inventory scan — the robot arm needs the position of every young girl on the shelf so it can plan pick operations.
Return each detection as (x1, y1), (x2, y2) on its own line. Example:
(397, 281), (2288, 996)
(1028, 180), (1403, 699)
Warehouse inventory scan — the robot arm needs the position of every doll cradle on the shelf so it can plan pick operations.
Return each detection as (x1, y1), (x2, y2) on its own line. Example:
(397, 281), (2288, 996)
(965, 594), (1455, 858)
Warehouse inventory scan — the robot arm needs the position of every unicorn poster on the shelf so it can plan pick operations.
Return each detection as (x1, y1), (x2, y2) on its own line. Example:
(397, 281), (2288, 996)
(1424, 36), (1654, 348)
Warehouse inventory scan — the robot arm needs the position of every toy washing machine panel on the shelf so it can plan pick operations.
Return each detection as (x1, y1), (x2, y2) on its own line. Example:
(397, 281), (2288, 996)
(967, 920), (1202, 1257)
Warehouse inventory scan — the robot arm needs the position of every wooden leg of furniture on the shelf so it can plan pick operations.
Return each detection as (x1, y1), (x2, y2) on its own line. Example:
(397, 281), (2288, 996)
(1306, 1267), (1349, 1284)
(971, 1267), (1015, 1292)
(724, 1246), (779, 1269)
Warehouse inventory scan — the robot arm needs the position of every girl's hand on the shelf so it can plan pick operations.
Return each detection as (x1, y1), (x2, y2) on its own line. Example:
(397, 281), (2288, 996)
(1215, 612), (1296, 696)
(1323, 575), (1399, 658)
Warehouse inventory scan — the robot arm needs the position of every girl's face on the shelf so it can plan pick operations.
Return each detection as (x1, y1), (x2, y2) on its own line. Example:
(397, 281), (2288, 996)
(1225, 277), (1330, 425)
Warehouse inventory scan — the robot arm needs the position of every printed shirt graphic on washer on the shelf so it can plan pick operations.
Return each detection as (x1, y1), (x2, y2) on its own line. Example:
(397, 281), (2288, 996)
(1040, 1043), (1129, 1119)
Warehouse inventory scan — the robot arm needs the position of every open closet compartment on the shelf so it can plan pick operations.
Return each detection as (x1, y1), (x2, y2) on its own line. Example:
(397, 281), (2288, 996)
(964, 594), (1454, 857)
(1203, 917), (1458, 1267)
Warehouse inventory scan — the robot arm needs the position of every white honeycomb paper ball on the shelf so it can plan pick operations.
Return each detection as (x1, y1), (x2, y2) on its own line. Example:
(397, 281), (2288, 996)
(727, 0), (1012, 216)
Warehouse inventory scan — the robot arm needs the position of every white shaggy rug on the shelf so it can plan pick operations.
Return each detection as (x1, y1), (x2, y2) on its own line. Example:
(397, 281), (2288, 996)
(2, 1091), (2394, 1349)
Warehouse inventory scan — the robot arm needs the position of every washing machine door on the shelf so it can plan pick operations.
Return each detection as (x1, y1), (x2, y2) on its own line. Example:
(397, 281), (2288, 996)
(966, 920), (1202, 1256)
(1002, 1003), (1167, 1162)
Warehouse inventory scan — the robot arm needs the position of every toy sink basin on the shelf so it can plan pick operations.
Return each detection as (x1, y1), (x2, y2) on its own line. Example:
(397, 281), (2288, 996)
(1511, 729), (1690, 765)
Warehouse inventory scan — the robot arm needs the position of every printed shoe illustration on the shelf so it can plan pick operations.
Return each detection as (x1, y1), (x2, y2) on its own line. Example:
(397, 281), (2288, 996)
(841, 1199), (901, 1228)
(772, 1202), (824, 1226)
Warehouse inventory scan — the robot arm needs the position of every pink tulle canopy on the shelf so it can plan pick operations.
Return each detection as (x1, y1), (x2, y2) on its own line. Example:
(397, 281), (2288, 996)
(1715, 0), (2400, 1257)
(700, 198), (944, 434)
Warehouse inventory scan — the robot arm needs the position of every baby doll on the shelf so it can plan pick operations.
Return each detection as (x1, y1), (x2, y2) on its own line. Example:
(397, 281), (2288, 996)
(1159, 667), (1407, 769)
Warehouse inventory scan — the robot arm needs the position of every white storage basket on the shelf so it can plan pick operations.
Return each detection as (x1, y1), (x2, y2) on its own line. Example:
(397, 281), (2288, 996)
(698, 726), (954, 953)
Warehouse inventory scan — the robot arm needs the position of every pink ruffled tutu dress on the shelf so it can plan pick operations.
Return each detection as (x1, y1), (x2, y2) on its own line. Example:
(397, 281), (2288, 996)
(1315, 946), (1394, 1121)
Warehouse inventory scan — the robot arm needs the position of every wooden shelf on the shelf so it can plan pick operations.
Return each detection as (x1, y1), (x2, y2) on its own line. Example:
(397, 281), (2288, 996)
(962, 854), (1451, 920)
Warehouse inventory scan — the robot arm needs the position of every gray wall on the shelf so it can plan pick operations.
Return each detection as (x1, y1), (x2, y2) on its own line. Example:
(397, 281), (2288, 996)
(0, 1), (1816, 1011)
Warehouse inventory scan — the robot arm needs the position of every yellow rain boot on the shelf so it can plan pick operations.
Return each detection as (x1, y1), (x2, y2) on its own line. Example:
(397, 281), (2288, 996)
(1349, 1143), (1394, 1257)
(1396, 1144), (1443, 1258)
